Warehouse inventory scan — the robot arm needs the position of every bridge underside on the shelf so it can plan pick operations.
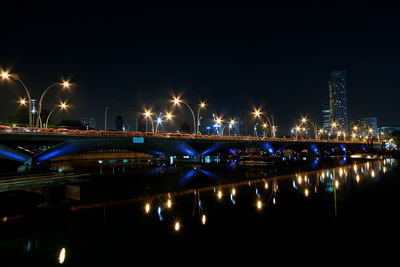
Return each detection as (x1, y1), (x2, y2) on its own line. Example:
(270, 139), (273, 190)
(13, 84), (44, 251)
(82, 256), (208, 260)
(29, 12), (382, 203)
(0, 134), (377, 172)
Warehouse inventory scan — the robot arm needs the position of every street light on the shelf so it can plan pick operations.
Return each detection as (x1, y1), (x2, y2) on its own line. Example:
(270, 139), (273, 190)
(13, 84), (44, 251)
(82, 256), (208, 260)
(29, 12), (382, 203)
(1, 71), (33, 127)
(36, 80), (71, 128)
(299, 116), (319, 139)
(154, 112), (174, 133)
(196, 101), (206, 134)
(294, 125), (302, 139)
(262, 123), (268, 137)
(45, 102), (69, 129)
(155, 112), (174, 133)
(215, 116), (223, 136)
(330, 121), (338, 140)
(352, 126), (358, 141)
(330, 121), (347, 141)
(18, 98), (27, 106)
(228, 119), (235, 136)
(144, 109), (155, 133)
(253, 108), (276, 137)
(172, 97), (196, 135)
(165, 112), (173, 121)
(155, 117), (163, 133)
(368, 128), (374, 139)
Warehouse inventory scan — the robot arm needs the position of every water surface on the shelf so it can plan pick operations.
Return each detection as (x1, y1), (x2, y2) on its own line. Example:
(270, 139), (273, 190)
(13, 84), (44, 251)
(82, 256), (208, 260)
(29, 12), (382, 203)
(0, 157), (399, 265)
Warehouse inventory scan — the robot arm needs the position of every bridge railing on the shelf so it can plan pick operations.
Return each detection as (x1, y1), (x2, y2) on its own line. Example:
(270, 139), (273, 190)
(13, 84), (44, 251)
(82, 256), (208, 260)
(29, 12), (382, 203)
(0, 125), (378, 144)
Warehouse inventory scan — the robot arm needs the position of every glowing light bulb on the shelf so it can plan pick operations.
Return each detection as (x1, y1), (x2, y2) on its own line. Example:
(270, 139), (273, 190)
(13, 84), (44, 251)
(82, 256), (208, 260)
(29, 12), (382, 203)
(174, 221), (180, 231)
(202, 214), (206, 225)
(257, 200), (262, 210)
(298, 176), (302, 184)
(58, 248), (66, 264)
(1, 72), (10, 79)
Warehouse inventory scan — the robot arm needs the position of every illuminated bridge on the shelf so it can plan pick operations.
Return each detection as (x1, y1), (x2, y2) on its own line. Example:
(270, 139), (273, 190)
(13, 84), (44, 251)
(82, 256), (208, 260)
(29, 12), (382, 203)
(0, 127), (381, 172)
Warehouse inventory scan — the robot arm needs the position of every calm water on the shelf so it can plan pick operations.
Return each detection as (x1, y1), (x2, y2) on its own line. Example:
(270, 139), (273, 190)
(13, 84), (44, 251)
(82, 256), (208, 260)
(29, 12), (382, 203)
(0, 156), (399, 265)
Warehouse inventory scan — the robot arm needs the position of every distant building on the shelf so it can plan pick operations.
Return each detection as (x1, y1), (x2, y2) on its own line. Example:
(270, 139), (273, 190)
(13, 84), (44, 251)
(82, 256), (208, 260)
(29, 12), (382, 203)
(328, 70), (348, 133)
(80, 117), (96, 130)
(321, 102), (330, 130)
(380, 126), (400, 138)
(350, 117), (378, 137)
(362, 117), (378, 135)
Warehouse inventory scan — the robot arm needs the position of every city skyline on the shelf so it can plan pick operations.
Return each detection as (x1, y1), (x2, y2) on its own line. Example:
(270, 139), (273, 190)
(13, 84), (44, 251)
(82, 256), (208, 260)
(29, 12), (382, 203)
(1, 2), (399, 133)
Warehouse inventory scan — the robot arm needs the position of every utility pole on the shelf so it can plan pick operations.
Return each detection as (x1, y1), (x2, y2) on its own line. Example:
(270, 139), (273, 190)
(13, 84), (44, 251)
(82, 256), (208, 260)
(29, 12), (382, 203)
(104, 106), (109, 131)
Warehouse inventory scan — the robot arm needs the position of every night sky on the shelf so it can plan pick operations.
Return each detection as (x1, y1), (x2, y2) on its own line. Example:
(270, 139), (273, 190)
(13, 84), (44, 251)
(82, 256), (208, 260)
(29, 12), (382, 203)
(1, 1), (399, 134)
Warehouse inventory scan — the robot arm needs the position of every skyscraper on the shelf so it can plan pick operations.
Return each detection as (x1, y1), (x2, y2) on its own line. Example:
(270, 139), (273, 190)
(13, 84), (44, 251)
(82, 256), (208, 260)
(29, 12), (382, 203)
(321, 102), (330, 130)
(328, 70), (348, 133)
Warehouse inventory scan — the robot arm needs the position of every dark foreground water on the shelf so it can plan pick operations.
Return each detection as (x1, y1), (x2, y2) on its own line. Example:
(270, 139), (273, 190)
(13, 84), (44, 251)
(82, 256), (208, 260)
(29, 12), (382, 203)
(0, 156), (399, 265)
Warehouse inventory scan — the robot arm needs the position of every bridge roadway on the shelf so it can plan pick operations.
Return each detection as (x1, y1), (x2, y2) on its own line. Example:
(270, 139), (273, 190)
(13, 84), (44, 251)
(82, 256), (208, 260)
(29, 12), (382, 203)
(0, 127), (379, 171)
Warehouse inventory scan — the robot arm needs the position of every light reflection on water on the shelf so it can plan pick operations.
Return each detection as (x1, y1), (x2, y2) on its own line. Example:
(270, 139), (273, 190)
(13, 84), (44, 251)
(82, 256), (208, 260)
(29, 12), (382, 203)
(67, 158), (396, 230)
(0, 157), (398, 264)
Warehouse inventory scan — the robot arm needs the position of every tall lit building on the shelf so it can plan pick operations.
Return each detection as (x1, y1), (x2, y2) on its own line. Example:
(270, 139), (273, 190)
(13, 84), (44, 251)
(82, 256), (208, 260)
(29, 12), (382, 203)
(321, 102), (330, 130)
(328, 70), (348, 133)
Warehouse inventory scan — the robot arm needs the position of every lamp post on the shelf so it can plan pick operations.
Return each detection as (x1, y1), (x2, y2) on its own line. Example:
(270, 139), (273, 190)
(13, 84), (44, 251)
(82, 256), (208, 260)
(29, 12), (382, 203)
(330, 122), (338, 140)
(352, 126), (358, 141)
(262, 123), (268, 137)
(330, 121), (346, 141)
(1, 71), (33, 127)
(215, 116), (223, 136)
(144, 110), (155, 133)
(172, 97), (196, 135)
(253, 122), (259, 137)
(45, 102), (68, 129)
(155, 117), (163, 134)
(228, 119), (235, 136)
(253, 109), (276, 137)
(368, 128), (374, 139)
(196, 101), (206, 134)
(300, 117), (319, 139)
(104, 106), (109, 131)
(155, 112), (173, 133)
(294, 125), (301, 139)
(37, 81), (70, 128)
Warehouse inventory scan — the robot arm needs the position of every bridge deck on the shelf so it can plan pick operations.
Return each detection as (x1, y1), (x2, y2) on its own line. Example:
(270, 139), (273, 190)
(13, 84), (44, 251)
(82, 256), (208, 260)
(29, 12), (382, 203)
(0, 126), (378, 145)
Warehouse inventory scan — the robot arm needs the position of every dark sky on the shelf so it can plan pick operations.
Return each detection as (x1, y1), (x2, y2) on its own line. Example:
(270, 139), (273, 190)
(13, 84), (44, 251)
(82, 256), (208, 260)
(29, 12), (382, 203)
(1, 1), (399, 133)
